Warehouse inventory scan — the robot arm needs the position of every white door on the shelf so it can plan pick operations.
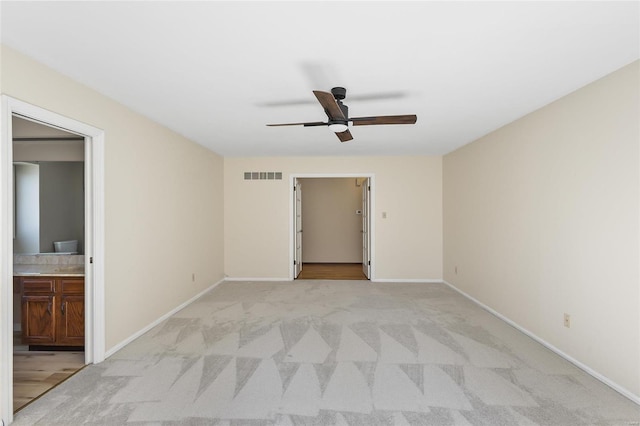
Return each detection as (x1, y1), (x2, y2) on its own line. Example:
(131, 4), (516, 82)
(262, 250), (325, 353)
(361, 178), (371, 279)
(294, 179), (303, 278)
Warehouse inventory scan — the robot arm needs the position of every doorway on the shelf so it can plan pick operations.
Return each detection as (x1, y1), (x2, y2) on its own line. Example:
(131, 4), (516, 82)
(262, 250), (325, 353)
(1, 96), (106, 425)
(291, 174), (374, 281)
(12, 117), (86, 412)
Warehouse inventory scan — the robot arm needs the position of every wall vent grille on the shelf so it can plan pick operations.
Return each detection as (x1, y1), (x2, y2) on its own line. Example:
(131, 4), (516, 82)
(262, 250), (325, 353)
(244, 172), (282, 181)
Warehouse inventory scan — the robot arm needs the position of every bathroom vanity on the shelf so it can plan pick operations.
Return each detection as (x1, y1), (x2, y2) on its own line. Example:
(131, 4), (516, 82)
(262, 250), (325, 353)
(13, 254), (85, 348)
(17, 276), (84, 347)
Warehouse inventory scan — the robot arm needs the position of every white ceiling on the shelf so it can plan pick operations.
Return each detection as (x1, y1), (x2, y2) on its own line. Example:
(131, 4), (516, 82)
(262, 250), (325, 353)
(1, 1), (638, 157)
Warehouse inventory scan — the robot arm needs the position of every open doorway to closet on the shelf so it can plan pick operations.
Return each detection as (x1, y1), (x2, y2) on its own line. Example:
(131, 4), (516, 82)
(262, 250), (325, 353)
(292, 176), (372, 280)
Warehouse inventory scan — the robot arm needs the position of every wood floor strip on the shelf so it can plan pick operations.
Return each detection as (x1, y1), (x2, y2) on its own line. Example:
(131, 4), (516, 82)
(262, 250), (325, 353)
(13, 351), (85, 413)
(296, 263), (368, 280)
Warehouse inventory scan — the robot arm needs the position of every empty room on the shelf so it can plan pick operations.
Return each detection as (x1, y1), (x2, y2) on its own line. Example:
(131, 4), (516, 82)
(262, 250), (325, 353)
(0, 1), (638, 425)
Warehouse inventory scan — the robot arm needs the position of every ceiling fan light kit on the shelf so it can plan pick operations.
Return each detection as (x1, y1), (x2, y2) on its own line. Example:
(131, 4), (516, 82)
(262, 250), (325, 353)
(267, 87), (417, 142)
(328, 122), (348, 133)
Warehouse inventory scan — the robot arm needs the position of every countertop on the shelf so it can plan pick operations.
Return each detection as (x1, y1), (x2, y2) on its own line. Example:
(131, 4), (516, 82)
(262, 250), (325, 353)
(13, 254), (85, 277)
(13, 264), (85, 277)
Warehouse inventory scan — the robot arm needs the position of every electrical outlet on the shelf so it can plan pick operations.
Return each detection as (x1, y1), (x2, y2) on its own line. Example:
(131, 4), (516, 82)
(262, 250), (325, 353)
(564, 313), (570, 328)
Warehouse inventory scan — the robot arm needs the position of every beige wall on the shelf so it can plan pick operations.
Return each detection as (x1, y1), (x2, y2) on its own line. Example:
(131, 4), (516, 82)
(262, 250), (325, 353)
(224, 156), (442, 280)
(443, 61), (640, 398)
(301, 178), (363, 263)
(1, 46), (226, 352)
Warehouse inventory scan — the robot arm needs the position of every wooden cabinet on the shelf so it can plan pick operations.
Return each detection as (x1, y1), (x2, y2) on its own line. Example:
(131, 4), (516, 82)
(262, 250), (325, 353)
(19, 276), (84, 347)
(57, 279), (85, 346)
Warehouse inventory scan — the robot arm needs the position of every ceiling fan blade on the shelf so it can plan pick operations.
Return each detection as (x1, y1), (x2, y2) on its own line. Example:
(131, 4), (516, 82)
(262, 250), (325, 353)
(266, 121), (327, 127)
(346, 91), (407, 102)
(335, 130), (353, 142)
(313, 90), (345, 120)
(258, 99), (317, 107)
(350, 115), (417, 126)
(260, 91), (408, 108)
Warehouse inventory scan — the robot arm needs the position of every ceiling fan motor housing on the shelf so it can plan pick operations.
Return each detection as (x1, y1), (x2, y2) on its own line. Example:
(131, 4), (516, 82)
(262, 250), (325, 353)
(330, 87), (349, 120)
(331, 87), (347, 100)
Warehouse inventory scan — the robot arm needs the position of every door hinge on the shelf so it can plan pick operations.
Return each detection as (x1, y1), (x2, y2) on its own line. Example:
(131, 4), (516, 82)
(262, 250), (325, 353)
(368, 186), (371, 191)
(368, 260), (371, 265)
(294, 260), (297, 265)
(90, 257), (93, 264)
(294, 186), (296, 191)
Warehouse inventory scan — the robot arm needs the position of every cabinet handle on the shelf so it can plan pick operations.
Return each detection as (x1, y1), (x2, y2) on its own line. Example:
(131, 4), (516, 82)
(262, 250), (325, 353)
(61, 298), (65, 315)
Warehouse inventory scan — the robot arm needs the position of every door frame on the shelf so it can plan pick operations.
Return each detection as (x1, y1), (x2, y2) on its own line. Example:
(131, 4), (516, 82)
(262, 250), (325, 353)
(1, 96), (106, 424)
(293, 178), (303, 278)
(289, 173), (375, 281)
(361, 177), (371, 279)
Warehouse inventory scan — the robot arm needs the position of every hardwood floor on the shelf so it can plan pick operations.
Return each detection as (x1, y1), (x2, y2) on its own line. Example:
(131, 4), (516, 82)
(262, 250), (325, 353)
(296, 263), (368, 280)
(13, 333), (85, 413)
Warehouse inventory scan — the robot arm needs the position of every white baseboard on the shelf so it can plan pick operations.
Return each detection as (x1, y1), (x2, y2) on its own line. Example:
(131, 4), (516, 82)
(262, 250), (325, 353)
(224, 277), (291, 282)
(225, 277), (443, 283)
(104, 278), (224, 359)
(442, 280), (640, 406)
(372, 278), (443, 283)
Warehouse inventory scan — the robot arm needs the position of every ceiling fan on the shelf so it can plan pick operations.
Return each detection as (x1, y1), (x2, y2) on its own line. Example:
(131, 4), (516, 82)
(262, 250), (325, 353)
(266, 87), (417, 142)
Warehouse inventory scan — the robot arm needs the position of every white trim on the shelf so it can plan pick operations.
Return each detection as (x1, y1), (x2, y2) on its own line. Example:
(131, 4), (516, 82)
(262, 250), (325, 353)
(0, 96), (106, 425)
(223, 277), (443, 284)
(224, 277), (291, 282)
(442, 280), (640, 406)
(372, 278), (443, 283)
(104, 278), (225, 359)
(0, 96), (14, 425)
(289, 173), (376, 281)
(88, 128), (106, 363)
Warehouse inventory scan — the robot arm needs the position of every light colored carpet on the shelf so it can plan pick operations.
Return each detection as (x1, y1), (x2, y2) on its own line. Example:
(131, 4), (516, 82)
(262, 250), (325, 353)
(12, 280), (640, 425)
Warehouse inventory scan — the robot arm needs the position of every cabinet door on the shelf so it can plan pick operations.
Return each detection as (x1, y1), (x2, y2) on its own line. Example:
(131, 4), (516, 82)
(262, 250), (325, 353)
(57, 295), (84, 345)
(57, 278), (85, 346)
(22, 294), (56, 345)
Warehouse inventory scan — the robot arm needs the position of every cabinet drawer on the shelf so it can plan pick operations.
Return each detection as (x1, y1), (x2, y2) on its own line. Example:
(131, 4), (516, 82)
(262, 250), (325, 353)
(60, 279), (84, 294)
(22, 278), (56, 293)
